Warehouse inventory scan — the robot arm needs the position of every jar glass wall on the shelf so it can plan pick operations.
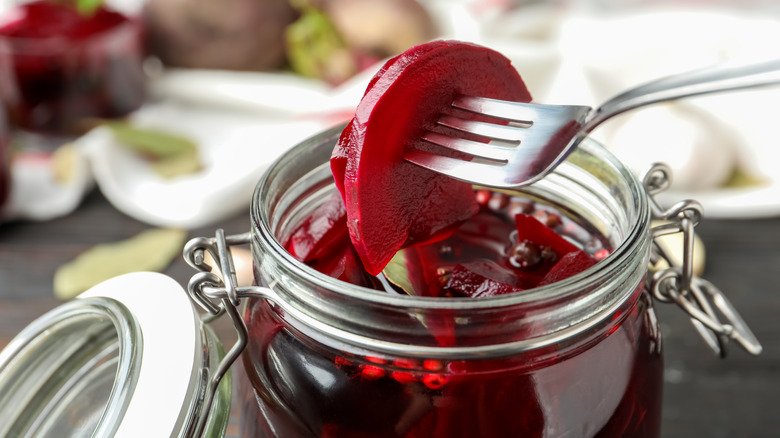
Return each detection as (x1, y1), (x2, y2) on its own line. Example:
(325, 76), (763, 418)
(0, 273), (232, 437)
(0, 1), (146, 136)
(241, 126), (660, 437)
(0, 297), (142, 437)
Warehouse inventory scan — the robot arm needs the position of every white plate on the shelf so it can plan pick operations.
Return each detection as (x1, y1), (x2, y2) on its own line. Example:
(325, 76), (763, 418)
(661, 180), (780, 219)
(74, 67), (377, 229)
(46, 6), (780, 225)
(78, 102), (349, 229)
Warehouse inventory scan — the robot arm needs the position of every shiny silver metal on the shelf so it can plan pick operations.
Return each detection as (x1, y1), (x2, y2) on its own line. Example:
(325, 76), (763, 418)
(183, 230), (252, 438)
(183, 163), (762, 412)
(405, 58), (780, 189)
(643, 163), (762, 357)
(180, 134), (764, 437)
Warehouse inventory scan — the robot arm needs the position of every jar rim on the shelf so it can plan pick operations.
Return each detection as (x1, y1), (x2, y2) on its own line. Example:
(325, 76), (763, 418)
(0, 295), (141, 437)
(0, 272), (226, 436)
(251, 124), (650, 310)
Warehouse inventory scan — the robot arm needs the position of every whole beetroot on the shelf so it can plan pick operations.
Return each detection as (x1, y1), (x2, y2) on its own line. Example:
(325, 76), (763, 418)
(143, 0), (298, 71)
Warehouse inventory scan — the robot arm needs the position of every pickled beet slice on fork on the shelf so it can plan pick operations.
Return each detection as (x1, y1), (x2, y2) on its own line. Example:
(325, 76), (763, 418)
(335, 40), (532, 275)
(331, 41), (452, 199)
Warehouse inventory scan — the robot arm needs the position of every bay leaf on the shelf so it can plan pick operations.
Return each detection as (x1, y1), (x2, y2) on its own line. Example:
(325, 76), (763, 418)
(723, 167), (766, 188)
(106, 121), (203, 178)
(150, 148), (202, 179)
(382, 250), (421, 296)
(53, 228), (188, 299)
(107, 122), (198, 159)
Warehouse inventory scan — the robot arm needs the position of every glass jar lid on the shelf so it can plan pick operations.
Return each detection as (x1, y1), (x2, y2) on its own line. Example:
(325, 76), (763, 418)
(0, 272), (228, 437)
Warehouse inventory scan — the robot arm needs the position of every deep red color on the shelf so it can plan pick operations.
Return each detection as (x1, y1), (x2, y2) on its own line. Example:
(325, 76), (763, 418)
(240, 39), (661, 438)
(0, 1), (126, 40)
(239, 286), (663, 437)
(539, 250), (599, 286)
(0, 0), (146, 133)
(236, 188), (662, 437)
(284, 192), (599, 298)
(333, 41), (532, 275)
(445, 261), (523, 298)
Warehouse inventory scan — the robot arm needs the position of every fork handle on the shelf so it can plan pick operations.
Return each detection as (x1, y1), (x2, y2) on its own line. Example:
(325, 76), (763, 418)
(582, 58), (780, 133)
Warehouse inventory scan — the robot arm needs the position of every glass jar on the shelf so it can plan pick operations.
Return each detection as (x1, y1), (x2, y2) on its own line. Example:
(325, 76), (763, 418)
(0, 1), (146, 136)
(0, 272), (231, 437)
(0, 128), (761, 436)
(238, 125), (659, 437)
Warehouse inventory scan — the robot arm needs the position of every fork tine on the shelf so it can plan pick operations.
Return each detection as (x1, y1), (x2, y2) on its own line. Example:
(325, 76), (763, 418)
(422, 132), (514, 162)
(453, 96), (591, 128)
(452, 95), (539, 123)
(437, 115), (526, 142)
(409, 96), (592, 188)
(404, 150), (537, 187)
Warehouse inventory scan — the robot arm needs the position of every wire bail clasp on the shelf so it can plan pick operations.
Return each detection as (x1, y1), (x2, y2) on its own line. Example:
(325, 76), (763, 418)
(183, 229), (254, 437)
(643, 163), (762, 357)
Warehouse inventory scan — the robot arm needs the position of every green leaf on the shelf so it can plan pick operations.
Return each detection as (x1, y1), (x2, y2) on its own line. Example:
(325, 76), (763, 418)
(150, 148), (202, 179)
(382, 250), (422, 296)
(107, 122), (198, 159)
(76, 0), (103, 16)
(285, 3), (357, 83)
(723, 167), (766, 188)
(106, 121), (203, 179)
(53, 228), (188, 299)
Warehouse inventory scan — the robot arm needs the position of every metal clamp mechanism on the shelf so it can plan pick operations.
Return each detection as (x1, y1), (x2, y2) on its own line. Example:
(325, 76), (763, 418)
(643, 163), (762, 357)
(180, 164), (763, 434)
(183, 230), (256, 438)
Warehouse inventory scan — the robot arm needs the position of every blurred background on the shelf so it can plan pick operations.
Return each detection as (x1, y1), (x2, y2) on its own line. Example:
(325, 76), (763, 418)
(2, 0), (780, 227)
(1, 1), (779, 437)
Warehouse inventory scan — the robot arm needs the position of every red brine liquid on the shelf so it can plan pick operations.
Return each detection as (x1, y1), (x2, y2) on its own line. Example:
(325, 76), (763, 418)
(239, 188), (663, 437)
(0, 0), (146, 134)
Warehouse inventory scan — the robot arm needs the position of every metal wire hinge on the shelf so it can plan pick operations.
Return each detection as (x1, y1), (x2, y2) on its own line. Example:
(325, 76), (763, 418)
(182, 229), (257, 437)
(643, 163), (762, 357)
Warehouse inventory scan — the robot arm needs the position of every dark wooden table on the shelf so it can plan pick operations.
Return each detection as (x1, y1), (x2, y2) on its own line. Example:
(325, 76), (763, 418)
(1, 188), (777, 437)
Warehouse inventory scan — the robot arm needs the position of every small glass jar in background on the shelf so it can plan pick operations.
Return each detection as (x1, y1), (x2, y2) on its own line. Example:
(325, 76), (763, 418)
(0, 0), (146, 139)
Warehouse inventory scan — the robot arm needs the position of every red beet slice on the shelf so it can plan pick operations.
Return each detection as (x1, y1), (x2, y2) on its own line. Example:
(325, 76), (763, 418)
(538, 250), (597, 286)
(337, 41), (532, 275)
(388, 245), (446, 297)
(446, 261), (524, 298)
(331, 119), (354, 197)
(331, 44), (437, 200)
(318, 245), (373, 286)
(287, 193), (349, 262)
(514, 213), (579, 256)
(504, 213), (586, 288)
(286, 193), (377, 286)
(332, 41), (463, 204)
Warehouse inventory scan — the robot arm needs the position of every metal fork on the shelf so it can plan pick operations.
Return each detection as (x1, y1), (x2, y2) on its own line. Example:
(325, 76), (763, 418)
(404, 59), (780, 188)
